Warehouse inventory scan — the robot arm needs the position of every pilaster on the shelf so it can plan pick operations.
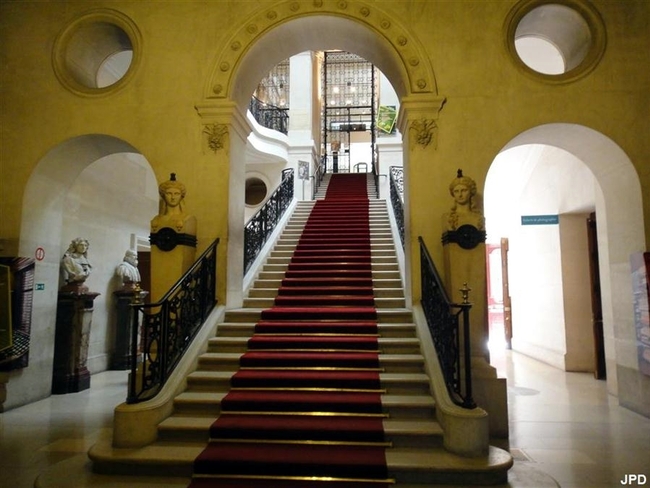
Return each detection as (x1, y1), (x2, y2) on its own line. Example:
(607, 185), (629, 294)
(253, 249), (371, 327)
(195, 101), (250, 308)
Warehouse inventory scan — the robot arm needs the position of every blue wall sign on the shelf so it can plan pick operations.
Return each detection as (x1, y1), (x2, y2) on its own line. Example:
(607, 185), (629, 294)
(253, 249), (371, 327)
(521, 215), (559, 226)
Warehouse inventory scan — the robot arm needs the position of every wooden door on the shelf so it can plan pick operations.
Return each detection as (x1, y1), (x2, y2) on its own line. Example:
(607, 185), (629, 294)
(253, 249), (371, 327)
(587, 213), (606, 379)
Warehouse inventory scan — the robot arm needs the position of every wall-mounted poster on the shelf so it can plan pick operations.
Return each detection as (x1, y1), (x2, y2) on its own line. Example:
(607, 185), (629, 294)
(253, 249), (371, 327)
(377, 105), (397, 134)
(630, 252), (650, 376)
(298, 160), (309, 180)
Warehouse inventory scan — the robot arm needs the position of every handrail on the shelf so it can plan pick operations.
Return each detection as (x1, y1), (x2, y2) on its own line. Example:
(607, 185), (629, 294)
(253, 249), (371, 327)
(127, 238), (220, 403)
(418, 236), (475, 409)
(389, 166), (404, 248)
(353, 162), (368, 173)
(244, 168), (294, 273)
(249, 96), (289, 134)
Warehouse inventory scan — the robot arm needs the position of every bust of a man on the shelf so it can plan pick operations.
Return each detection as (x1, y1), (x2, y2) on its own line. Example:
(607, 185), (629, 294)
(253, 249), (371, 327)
(115, 249), (141, 289)
(60, 237), (92, 291)
(443, 169), (485, 231)
(150, 173), (197, 235)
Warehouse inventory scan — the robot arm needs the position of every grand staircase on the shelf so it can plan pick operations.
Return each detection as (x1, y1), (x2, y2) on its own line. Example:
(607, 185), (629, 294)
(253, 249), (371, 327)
(90, 173), (512, 486)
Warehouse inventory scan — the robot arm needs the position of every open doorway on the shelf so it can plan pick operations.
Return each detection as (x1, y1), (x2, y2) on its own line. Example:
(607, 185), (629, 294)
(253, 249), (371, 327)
(484, 124), (643, 393)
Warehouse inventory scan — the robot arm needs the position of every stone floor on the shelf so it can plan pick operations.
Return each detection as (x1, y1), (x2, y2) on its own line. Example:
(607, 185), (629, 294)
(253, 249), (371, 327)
(1, 349), (648, 487)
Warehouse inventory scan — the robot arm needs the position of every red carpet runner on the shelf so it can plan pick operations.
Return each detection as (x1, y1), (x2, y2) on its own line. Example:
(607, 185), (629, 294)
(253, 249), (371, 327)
(188, 174), (392, 487)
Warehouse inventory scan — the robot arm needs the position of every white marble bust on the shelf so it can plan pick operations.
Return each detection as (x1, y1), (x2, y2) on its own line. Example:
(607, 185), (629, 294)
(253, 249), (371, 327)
(61, 237), (92, 287)
(115, 249), (141, 287)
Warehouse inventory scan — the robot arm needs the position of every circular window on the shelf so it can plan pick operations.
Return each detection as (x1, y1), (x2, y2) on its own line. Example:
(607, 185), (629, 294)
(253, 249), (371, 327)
(245, 177), (268, 206)
(53, 9), (141, 95)
(505, 0), (606, 83)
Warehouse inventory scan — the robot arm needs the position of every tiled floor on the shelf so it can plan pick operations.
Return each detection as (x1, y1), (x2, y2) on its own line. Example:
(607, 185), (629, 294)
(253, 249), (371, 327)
(1, 350), (649, 488)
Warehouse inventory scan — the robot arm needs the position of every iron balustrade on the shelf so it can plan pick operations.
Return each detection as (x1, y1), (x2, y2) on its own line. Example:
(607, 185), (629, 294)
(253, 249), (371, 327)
(244, 168), (294, 274)
(389, 166), (405, 248)
(249, 96), (289, 135)
(127, 238), (219, 404)
(419, 236), (476, 409)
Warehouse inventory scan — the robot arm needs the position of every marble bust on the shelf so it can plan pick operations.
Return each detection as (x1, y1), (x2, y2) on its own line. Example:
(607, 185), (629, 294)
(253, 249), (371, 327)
(443, 169), (485, 231)
(115, 249), (141, 289)
(60, 237), (92, 290)
(150, 173), (197, 235)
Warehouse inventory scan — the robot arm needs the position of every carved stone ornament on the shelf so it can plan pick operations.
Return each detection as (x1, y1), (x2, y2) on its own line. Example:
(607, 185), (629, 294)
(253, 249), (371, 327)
(203, 123), (228, 152)
(410, 118), (438, 148)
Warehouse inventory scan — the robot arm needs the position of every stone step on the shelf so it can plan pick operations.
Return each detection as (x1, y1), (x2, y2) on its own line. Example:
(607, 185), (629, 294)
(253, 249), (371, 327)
(90, 438), (512, 485)
(223, 308), (414, 324)
(247, 286), (404, 298)
(183, 370), (431, 395)
(195, 352), (426, 374)
(242, 295), (406, 309)
(157, 415), (443, 448)
(205, 336), (421, 355)
(171, 391), (436, 420)
(215, 321), (417, 338)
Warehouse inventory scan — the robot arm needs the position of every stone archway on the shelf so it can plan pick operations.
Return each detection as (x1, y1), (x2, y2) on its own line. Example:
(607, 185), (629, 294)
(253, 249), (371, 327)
(486, 123), (643, 396)
(195, 1), (443, 307)
(15, 134), (157, 406)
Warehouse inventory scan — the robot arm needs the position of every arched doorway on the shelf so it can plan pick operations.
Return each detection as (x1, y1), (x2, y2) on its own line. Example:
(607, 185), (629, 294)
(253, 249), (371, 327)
(485, 123), (643, 395)
(16, 135), (157, 403)
(196, 2), (441, 308)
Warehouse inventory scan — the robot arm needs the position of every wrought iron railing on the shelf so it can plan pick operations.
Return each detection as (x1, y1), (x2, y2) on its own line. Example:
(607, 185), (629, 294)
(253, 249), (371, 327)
(127, 238), (219, 403)
(311, 157), (326, 200)
(249, 96), (289, 135)
(244, 168), (294, 273)
(389, 166), (404, 248)
(419, 236), (475, 409)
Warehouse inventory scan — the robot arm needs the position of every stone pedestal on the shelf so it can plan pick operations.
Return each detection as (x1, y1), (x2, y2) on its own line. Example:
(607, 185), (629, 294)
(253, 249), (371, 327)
(111, 287), (148, 370)
(52, 290), (100, 394)
(443, 231), (509, 438)
(149, 229), (197, 302)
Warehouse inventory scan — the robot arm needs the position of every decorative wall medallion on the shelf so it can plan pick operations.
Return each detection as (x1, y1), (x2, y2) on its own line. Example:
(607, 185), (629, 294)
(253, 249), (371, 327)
(313, 0), (323, 7)
(212, 84), (223, 95)
(219, 62), (230, 72)
(290, 2), (300, 12)
(417, 79), (427, 89)
(360, 7), (370, 17)
(267, 10), (277, 20)
(230, 41), (241, 51)
(410, 118), (438, 148)
(246, 24), (258, 34)
(380, 19), (391, 29)
(397, 35), (408, 46)
(203, 123), (229, 152)
(337, 1), (348, 10)
(409, 57), (420, 66)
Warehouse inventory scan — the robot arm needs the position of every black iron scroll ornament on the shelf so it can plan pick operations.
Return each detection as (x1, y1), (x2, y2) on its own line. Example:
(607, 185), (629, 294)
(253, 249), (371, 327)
(150, 228), (197, 251)
(442, 225), (486, 250)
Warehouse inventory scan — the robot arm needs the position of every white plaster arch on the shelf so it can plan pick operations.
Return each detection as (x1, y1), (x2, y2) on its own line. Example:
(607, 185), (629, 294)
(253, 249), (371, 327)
(14, 134), (158, 404)
(487, 123), (644, 394)
(204, 4), (438, 307)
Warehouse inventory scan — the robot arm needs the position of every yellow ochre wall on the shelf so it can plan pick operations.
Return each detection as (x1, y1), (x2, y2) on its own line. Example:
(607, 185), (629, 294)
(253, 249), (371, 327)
(1, 1), (649, 413)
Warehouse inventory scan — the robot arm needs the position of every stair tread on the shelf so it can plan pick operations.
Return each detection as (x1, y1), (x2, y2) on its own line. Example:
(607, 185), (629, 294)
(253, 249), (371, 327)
(91, 438), (511, 473)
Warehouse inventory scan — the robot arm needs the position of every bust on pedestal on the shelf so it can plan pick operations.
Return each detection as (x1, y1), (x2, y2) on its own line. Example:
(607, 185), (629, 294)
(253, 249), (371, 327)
(112, 249), (148, 370)
(441, 170), (508, 438)
(53, 238), (99, 394)
(149, 173), (197, 302)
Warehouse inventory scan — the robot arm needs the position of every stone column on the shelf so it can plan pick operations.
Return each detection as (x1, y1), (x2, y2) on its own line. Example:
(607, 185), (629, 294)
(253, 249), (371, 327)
(52, 290), (100, 394)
